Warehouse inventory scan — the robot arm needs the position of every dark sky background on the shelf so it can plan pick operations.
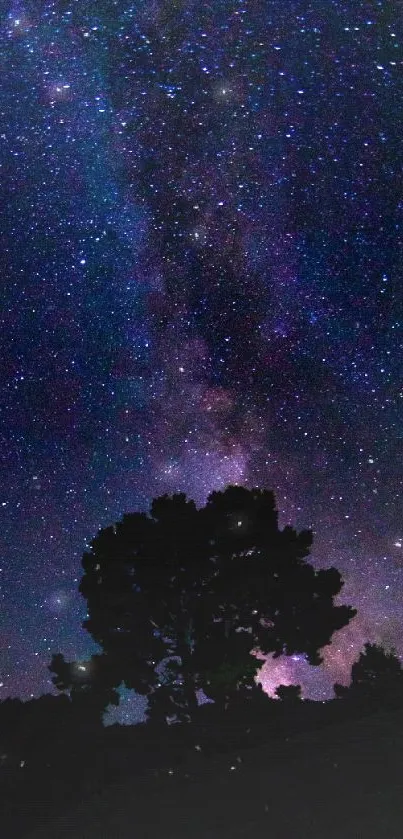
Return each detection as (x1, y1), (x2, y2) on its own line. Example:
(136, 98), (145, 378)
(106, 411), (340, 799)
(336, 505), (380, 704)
(1, 0), (402, 724)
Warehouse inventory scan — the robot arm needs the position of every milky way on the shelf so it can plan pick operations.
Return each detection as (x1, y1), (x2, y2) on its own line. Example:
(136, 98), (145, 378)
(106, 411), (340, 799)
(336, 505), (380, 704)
(1, 0), (402, 722)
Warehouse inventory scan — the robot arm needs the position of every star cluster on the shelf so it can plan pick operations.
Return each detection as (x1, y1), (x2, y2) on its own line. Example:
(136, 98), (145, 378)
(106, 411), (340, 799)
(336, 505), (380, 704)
(1, 0), (402, 720)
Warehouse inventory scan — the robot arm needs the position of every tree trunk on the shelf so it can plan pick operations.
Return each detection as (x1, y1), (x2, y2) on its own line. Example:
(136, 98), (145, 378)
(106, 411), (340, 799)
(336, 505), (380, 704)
(178, 641), (198, 720)
(176, 595), (198, 720)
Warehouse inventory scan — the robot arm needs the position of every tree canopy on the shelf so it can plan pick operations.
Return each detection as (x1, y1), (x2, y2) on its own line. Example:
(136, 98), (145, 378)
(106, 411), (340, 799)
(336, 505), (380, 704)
(68, 486), (356, 722)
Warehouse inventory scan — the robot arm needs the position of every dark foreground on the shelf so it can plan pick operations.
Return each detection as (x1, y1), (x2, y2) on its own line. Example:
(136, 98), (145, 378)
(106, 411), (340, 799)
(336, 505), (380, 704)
(3, 707), (401, 839)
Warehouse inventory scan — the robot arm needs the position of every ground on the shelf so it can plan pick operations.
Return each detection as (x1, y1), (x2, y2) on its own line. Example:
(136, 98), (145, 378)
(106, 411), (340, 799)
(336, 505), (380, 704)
(18, 708), (403, 838)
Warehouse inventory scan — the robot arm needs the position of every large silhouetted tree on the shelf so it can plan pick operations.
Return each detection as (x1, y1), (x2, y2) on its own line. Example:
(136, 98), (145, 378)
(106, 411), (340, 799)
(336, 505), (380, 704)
(78, 486), (356, 722)
(334, 642), (403, 708)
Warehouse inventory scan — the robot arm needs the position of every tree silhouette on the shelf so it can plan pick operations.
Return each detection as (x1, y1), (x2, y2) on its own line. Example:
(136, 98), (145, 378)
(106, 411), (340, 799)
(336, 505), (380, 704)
(78, 485), (356, 723)
(334, 642), (403, 708)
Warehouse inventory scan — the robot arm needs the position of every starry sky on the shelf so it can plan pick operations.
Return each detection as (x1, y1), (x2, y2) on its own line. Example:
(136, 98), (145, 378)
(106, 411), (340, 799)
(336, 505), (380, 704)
(1, 0), (402, 723)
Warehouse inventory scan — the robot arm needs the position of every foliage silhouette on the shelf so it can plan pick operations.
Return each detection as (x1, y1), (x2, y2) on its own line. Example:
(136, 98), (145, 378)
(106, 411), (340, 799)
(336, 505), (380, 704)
(334, 642), (403, 709)
(75, 485), (356, 723)
(48, 652), (120, 728)
(275, 684), (303, 702)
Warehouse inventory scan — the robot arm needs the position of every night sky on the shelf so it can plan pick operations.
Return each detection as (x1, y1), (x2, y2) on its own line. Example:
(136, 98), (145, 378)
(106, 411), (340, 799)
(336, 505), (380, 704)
(1, 0), (402, 724)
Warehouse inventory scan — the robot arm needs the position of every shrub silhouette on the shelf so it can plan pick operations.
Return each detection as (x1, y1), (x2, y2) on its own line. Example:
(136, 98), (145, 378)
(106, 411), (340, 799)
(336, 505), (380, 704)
(334, 642), (403, 709)
(48, 652), (120, 729)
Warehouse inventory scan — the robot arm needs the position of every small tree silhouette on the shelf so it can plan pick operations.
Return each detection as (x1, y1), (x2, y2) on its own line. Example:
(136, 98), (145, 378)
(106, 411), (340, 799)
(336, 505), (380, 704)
(334, 643), (403, 709)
